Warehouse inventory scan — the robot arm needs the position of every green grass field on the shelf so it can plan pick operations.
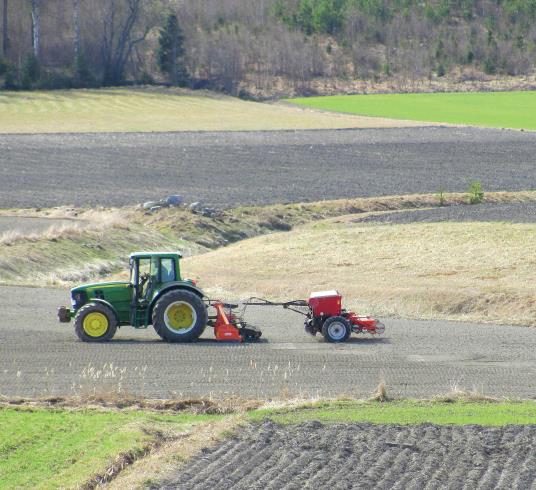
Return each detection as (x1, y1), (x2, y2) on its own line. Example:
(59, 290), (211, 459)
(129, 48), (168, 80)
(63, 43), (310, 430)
(3, 399), (536, 488)
(290, 91), (536, 130)
(0, 407), (217, 489)
(250, 400), (536, 426)
(0, 87), (416, 133)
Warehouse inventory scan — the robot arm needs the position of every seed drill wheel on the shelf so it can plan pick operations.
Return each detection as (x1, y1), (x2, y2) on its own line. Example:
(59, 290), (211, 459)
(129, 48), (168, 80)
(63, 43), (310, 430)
(152, 290), (207, 342)
(74, 303), (118, 342)
(322, 316), (351, 343)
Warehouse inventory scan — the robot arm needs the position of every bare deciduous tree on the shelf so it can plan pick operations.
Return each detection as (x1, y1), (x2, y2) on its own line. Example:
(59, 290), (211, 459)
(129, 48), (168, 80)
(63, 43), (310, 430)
(100, 0), (157, 85)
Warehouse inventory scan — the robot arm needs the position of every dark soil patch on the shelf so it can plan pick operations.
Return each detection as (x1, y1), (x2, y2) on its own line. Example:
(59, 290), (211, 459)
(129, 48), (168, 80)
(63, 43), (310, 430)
(1, 127), (536, 208)
(159, 421), (536, 489)
(355, 202), (536, 225)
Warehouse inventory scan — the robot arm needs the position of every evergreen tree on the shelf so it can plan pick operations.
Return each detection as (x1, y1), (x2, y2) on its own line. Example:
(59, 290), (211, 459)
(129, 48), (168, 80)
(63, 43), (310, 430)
(158, 13), (187, 86)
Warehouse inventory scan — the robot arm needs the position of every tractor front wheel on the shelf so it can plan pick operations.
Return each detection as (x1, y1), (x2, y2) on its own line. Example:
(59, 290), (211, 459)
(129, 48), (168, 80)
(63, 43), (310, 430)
(322, 316), (351, 343)
(74, 303), (118, 342)
(152, 290), (207, 342)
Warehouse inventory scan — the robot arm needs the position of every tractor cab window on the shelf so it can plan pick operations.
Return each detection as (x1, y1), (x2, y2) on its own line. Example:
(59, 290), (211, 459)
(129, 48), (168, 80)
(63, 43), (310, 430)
(160, 258), (176, 282)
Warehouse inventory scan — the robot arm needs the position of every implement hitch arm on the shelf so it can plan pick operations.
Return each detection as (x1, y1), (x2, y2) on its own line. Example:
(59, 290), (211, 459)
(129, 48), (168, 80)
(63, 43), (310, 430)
(239, 297), (310, 316)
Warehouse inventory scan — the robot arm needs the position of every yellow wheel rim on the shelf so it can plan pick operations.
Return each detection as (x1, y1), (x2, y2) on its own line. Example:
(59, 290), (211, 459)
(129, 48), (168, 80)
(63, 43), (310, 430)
(165, 302), (196, 331)
(83, 312), (109, 337)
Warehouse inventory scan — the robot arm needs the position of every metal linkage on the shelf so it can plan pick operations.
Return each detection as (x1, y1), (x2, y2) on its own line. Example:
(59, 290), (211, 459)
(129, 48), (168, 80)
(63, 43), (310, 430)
(238, 297), (310, 317)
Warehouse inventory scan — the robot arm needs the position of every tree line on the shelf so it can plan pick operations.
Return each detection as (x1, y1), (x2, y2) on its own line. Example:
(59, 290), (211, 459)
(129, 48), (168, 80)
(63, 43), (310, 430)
(1, 0), (535, 95)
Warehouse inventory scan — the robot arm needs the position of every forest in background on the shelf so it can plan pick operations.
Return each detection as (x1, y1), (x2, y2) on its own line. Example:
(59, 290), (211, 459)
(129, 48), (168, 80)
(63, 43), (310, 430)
(1, 0), (536, 96)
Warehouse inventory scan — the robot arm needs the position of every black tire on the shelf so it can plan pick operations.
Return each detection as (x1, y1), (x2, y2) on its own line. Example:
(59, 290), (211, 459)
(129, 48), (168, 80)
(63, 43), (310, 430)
(74, 302), (118, 342)
(322, 316), (351, 343)
(152, 290), (207, 342)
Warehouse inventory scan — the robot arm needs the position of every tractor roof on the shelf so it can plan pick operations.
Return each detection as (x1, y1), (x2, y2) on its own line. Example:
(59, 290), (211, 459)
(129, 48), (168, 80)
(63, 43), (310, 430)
(130, 251), (183, 259)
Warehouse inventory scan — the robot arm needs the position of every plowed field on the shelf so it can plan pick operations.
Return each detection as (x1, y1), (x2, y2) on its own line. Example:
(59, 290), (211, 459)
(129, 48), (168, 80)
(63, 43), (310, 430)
(160, 421), (536, 489)
(1, 127), (536, 208)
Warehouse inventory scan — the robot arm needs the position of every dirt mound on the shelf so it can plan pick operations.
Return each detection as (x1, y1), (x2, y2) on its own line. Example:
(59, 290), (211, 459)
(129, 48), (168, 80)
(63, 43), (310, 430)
(159, 421), (536, 489)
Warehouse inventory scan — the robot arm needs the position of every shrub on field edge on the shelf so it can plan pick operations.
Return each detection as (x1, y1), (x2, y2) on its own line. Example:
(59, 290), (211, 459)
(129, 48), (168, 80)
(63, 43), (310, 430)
(468, 181), (484, 204)
(437, 187), (446, 206)
(3, 69), (18, 90)
(37, 71), (74, 90)
(0, 58), (18, 90)
(20, 54), (41, 89)
(0, 58), (9, 76)
(73, 55), (97, 88)
(138, 71), (155, 85)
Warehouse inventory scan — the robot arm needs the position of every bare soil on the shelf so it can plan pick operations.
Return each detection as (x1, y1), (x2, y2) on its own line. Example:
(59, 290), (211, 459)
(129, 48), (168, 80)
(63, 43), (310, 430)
(353, 202), (536, 225)
(1, 127), (536, 208)
(158, 420), (536, 489)
(3, 286), (536, 400)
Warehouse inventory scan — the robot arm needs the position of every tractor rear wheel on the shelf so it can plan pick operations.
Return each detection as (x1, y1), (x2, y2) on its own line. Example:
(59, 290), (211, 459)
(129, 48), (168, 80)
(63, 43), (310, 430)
(74, 302), (118, 342)
(322, 316), (351, 343)
(152, 290), (207, 342)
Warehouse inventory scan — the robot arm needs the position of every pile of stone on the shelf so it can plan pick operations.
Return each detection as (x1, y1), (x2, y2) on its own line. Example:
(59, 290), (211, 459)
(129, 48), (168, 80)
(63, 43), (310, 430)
(140, 195), (219, 217)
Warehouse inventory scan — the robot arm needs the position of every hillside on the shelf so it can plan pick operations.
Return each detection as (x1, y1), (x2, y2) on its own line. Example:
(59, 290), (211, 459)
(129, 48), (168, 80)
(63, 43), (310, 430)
(1, 0), (536, 97)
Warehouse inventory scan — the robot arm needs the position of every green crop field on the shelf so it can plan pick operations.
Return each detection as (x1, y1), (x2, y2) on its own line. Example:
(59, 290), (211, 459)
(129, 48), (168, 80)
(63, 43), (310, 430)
(0, 407), (218, 489)
(290, 91), (536, 130)
(250, 400), (536, 426)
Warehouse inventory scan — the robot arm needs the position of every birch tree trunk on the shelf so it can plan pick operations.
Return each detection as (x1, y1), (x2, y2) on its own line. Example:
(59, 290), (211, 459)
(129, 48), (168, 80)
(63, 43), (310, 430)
(72, 0), (80, 59)
(30, 0), (40, 59)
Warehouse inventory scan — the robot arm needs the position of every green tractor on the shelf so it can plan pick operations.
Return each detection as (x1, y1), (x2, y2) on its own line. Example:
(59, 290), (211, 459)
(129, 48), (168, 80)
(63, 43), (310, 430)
(58, 252), (207, 342)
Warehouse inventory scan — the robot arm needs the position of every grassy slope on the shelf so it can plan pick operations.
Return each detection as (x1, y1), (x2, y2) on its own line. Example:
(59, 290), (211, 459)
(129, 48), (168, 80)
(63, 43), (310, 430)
(0, 407), (218, 489)
(290, 91), (536, 130)
(1, 191), (533, 288)
(249, 400), (536, 426)
(185, 210), (536, 326)
(0, 88), (422, 133)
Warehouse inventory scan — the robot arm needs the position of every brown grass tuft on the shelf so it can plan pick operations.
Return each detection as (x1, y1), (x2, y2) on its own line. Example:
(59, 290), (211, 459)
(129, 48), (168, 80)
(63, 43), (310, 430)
(0, 392), (261, 414)
(369, 380), (389, 402)
(432, 384), (499, 403)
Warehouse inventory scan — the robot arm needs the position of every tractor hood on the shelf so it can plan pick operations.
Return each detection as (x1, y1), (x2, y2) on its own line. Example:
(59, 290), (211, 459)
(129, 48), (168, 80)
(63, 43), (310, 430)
(70, 281), (133, 311)
(71, 281), (131, 294)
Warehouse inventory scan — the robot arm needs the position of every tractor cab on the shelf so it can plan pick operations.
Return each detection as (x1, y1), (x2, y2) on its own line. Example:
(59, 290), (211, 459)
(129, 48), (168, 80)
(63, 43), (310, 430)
(130, 252), (180, 303)
(128, 251), (185, 325)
